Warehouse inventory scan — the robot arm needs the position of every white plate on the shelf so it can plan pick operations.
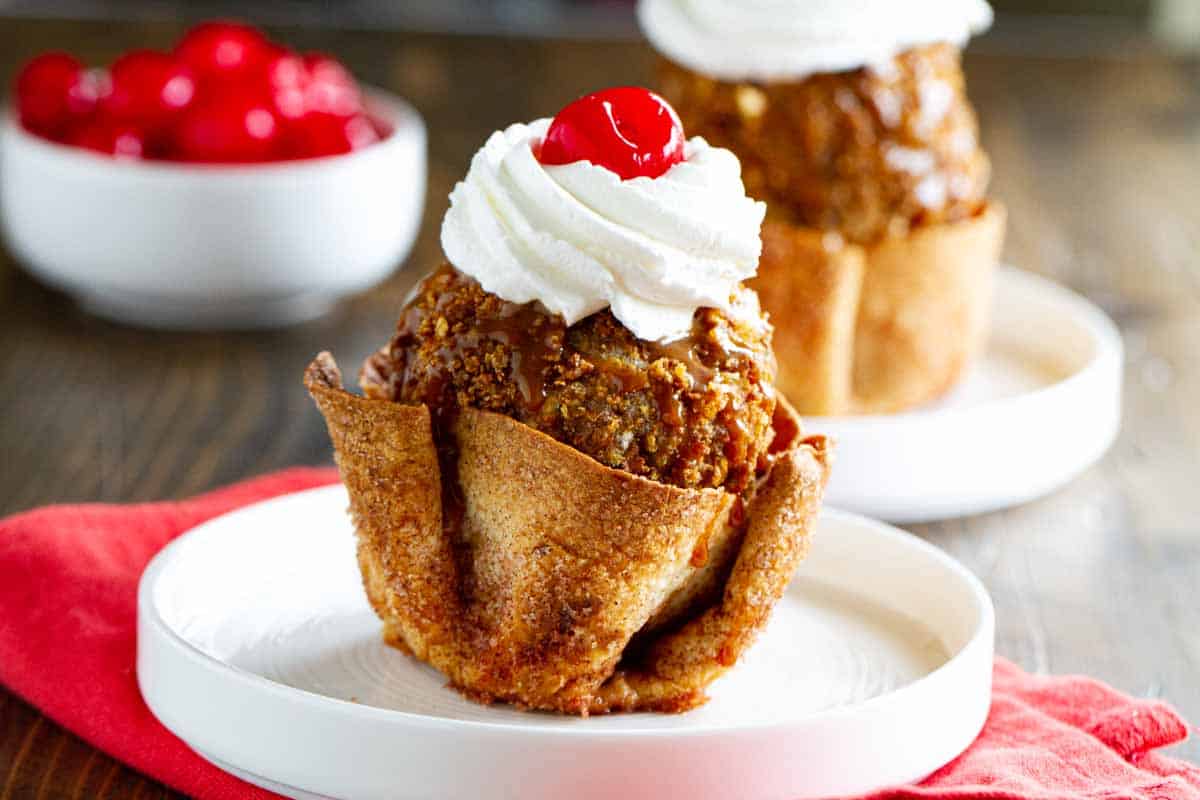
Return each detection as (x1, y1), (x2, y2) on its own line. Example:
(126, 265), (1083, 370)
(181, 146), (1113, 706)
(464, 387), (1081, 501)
(809, 267), (1123, 524)
(138, 485), (994, 800)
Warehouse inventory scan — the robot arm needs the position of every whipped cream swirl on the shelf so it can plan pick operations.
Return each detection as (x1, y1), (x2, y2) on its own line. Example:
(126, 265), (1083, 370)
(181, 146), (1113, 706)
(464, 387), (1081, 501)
(440, 118), (766, 344)
(638, 0), (993, 82)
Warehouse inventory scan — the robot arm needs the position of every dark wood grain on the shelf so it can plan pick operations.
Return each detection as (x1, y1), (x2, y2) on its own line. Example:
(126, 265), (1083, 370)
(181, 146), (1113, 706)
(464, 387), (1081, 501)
(1, 16), (1198, 799)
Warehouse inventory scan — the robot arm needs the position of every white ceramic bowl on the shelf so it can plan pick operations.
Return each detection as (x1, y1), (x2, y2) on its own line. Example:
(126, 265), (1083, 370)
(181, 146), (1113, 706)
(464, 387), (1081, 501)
(0, 89), (426, 329)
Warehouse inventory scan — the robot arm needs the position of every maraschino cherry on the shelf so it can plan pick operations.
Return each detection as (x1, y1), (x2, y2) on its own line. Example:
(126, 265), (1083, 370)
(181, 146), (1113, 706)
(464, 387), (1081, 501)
(286, 112), (377, 158)
(258, 47), (309, 121)
(14, 53), (99, 139)
(302, 54), (356, 89)
(69, 119), (145, 159)
(539, 87), (685, 180)
(175, 91), (279, 163)
(13, 22), (384, 162)
(174, 21), (268, 84)
(103, 50), (195, 134)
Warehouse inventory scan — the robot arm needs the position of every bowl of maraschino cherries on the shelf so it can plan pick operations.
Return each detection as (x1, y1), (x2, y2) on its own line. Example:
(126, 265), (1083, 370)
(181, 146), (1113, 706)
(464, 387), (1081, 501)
(0, 21), (425, 329)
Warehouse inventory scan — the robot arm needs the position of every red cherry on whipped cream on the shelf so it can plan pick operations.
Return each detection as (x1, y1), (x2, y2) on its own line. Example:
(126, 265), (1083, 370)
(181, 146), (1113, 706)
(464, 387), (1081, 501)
(539, 87), (684, 180)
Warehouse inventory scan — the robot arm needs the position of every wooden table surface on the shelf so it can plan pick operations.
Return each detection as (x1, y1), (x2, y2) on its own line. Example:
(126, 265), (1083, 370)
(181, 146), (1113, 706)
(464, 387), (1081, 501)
(1, 17), (1198, 799)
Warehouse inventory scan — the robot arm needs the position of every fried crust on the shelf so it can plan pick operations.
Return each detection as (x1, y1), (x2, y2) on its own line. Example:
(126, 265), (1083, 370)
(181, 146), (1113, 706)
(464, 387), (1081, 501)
(753, 204), (1006, 415)
(306, 353), (830, 714)
(752, 226), (865, 416)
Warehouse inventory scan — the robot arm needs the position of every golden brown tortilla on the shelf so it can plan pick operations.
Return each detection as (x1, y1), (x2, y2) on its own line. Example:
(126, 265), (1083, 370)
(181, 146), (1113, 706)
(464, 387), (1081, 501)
(754, 204), (1006, 415)
(306, 353), (831, 714)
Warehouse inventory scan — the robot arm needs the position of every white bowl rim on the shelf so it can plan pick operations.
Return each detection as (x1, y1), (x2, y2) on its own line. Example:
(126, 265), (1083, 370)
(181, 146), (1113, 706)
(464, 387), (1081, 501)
(1, 85), (423, 176)
(138, 486), (996, 740)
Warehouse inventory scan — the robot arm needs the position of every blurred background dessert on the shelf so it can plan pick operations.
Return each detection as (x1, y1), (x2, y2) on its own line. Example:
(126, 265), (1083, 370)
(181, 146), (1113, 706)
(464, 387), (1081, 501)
(643, 1), (993, 244)
(641, 0), (1006, 415)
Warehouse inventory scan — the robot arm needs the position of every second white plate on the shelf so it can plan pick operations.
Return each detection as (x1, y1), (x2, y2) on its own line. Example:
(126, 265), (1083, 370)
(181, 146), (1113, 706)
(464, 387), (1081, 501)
(138, 485), (994, 800)
(809, 267), (1123, 523)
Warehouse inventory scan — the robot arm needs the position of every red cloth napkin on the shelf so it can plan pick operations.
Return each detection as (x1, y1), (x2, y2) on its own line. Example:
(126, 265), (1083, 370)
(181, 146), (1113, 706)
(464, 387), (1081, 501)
(0, 470), (1197, 800)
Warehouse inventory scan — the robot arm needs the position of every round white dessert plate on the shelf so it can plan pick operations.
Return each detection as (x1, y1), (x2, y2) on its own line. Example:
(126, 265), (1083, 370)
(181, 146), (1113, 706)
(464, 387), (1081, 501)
(807, 267), (1124, 524)
(138, 484), (994, 800)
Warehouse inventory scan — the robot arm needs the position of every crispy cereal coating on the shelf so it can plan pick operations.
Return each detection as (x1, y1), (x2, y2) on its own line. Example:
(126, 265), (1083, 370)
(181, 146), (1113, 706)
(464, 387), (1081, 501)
(658, 43), (990, 244)
(362, 265), (777, 496)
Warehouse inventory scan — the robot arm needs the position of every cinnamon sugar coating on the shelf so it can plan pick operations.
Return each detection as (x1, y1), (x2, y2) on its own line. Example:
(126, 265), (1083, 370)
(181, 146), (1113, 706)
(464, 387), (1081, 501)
(362, 264), (777, 496)
(306, 353), (832, 714)
(657, 43), (990, 244)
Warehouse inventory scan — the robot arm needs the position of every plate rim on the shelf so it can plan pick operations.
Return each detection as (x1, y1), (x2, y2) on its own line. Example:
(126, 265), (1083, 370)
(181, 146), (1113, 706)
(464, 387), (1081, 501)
(138, 483), (995, 739)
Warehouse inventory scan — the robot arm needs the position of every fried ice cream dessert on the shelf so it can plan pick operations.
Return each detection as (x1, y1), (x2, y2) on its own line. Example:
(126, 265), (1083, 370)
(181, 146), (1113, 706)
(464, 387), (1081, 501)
(641, 0), (1006, 414)
(306, 88), (831, 715)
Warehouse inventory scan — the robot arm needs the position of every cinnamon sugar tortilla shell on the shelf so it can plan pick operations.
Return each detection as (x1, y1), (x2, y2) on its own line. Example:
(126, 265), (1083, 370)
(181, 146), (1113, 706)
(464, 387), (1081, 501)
(854, 204), (1005, 413)
(753, 225), (865, 416)
(754, 204), (1006, 415)
(305, 352), (830, 715)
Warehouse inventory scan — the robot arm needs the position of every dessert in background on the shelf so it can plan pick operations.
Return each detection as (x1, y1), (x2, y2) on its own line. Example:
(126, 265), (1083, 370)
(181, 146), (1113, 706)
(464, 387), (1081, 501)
(307, 87), (830, 714)
(640, 0), (1006, 414)
(12, 21), (385, 162)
